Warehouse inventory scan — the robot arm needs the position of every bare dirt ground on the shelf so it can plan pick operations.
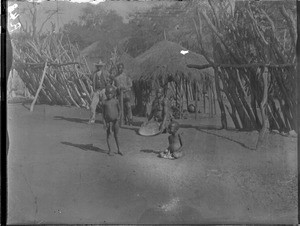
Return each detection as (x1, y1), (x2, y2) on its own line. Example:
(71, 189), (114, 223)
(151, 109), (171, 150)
(7, 103), (297, 224)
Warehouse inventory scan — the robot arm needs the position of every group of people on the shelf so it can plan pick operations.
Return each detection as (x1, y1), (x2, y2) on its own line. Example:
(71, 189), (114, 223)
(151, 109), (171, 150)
(147, 87), (183, 159)
(88, 61), (133, 126)
(92, 65), (184, 159)
(87, 60), (134, 156)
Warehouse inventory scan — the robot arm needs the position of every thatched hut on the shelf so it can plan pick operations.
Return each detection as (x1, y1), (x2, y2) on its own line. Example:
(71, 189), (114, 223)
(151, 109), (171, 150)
(80, 39), (137, 74)
(133, 40), (214, 117)
(80, 41), (103, 73)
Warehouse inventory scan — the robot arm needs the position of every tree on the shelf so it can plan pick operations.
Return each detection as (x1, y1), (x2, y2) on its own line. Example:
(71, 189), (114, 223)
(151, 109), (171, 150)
(63, 5), (129, 50)
(125, 1), (214, 58)
(16, 1), (62, 38)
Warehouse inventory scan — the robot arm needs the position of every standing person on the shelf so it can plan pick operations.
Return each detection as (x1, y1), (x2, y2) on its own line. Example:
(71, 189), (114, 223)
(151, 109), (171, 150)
(147, 87), (171, 133)
(88, 60), (109, 124)
(102, 85), (123, 156)
(108, 66), (118, 90)
(114, 63), (133, 125)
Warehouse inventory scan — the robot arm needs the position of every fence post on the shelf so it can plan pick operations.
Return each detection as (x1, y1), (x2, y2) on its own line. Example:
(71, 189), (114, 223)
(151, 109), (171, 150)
(195, 80), (198, 120)
(30, 62), (48, 112)
(119, 89), (124, 126)
(256, 67), (269, 149)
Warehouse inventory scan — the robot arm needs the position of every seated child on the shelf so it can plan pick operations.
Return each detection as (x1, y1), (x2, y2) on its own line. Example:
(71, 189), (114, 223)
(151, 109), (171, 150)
(158, 120), (183, 159)
(102, 85), (123, 156)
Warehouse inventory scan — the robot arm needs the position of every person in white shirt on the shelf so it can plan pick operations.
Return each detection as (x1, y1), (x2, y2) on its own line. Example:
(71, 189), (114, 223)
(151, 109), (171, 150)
(88, 60), (109, 124)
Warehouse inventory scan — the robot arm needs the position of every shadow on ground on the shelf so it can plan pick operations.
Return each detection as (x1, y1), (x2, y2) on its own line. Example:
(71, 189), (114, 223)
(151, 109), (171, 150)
(180, 124), (237, 131)
(180, 124), (254, 150)
(61, 142), (107, 153)
(140, 149), (161, 154)
(21, 102), (30, 110)
(120, 124), (140, 135)
(54, 116), (103, 124)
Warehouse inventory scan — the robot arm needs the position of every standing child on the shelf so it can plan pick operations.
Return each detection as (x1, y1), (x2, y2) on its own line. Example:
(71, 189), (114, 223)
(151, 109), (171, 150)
(159, 121), (183, 159)
(102, 85), (123, 156)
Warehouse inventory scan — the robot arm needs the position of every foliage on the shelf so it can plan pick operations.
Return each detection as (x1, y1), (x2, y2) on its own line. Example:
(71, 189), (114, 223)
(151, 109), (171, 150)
(62, 5), (129, 50)
(16, 1), (62, 38)
(125, 1), (212, 57)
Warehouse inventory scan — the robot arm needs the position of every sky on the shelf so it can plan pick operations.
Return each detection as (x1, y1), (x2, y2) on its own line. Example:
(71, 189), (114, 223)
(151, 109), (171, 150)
(8, 0), (171, 33)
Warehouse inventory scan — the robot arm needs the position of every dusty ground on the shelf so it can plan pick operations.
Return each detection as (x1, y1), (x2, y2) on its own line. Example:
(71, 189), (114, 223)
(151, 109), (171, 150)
(7, 103), (297, 224)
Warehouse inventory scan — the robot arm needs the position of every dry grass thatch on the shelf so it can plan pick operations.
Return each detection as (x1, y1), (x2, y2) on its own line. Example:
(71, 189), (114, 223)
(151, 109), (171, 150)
(134, 40), (214, 82)
(80, 41), (140, 78)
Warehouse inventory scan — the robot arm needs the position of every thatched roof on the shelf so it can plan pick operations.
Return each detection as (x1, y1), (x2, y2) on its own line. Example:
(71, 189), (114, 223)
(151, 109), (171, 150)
(134, 40), (213, 82)
(80, 40), (110, 72)
(80, 41), (140, 78)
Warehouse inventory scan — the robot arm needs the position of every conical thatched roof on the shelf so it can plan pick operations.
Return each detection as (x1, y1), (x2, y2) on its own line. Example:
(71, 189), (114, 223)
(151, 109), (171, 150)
(80, 41), (140, 78)
(80, 40), (111, 72)
(134, 40), (213, 82)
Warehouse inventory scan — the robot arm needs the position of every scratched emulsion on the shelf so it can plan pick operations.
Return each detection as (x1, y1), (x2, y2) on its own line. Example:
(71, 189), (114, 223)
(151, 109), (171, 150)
(7, 0), (297, 224)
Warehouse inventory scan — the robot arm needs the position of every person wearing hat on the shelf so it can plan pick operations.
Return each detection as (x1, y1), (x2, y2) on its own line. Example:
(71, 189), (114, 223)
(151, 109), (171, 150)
(88, 59), (110, 124)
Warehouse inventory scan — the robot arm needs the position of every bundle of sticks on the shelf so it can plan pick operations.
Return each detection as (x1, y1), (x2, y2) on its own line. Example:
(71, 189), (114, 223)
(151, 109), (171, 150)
(13, 34), (95, 108)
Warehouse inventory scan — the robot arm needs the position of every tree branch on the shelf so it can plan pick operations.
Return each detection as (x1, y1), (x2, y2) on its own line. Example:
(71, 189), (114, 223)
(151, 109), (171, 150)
(208, 0), (219, 28)
(20, 62), (80, 68)
(199, 8), (242, 64)
(260, 8), (275, 34)
(246, 6), (268, 46)
(193, 8), (214, 64)
(38, 10), (58, 35)
(279, 5), (296, 47)
(17, 16), (28, 34)
(200, 9), (224, 40)
(187, 63), (296, 70)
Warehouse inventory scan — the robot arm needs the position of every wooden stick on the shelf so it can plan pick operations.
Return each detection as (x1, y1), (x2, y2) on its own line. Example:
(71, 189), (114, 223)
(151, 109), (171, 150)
(188, 82), (193, 102)
(203, 90), (206, 114)
(187, 63), (296, 70)
(195, 80), (198, 120)
(185, 78), (189, 109)
(30, 62), (48, 112)
(176, 81), (178, 110)
(120, 89), (124, 126)
(78, 78), (91, 101)
(66, 87), (80, 108)
(21, 62), (80, 68)
(180, 77), (183, 119)
(83, 56), (91, 74)
(256, 67), (270, 149)
(209, 86), (213, 117)
(213, 86), (216, 115)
